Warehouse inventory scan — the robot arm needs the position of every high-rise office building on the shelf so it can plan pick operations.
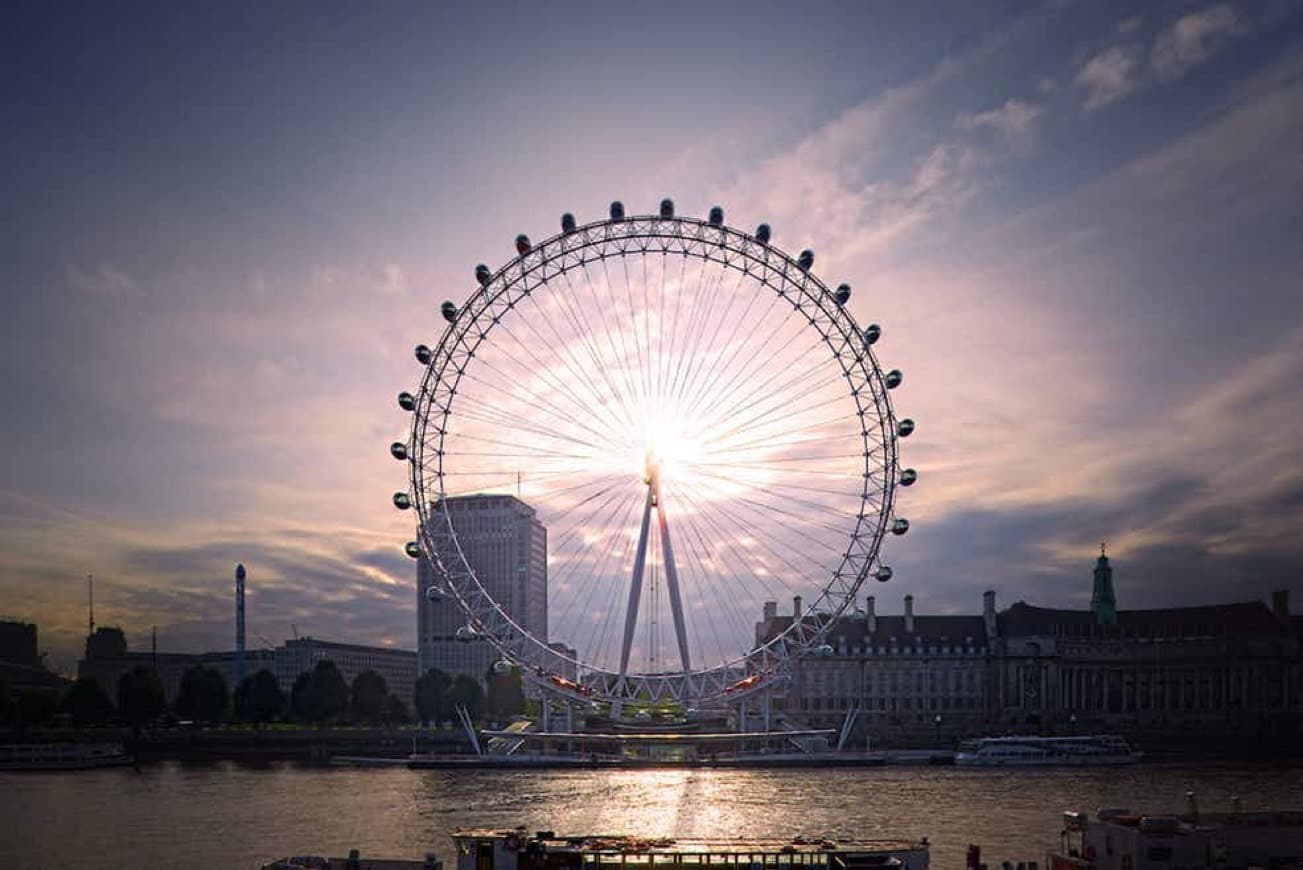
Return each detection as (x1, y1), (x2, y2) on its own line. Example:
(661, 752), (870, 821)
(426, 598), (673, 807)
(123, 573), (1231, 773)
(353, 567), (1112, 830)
(418, 494), (547, 685)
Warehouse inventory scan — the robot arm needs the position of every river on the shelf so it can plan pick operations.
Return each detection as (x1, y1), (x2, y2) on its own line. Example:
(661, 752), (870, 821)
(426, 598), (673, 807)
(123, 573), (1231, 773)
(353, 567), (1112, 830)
(2, 762), (1302, 869)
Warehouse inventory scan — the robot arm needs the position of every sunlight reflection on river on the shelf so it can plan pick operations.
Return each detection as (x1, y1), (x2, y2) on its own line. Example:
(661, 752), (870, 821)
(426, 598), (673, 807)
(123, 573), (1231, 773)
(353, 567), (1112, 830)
(2, 762), (1302, 869)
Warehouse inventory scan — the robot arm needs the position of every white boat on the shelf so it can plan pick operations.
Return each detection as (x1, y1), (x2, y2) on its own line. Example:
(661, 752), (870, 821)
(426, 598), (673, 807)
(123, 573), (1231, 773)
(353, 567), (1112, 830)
(0, 742), (133, 771)
(954, 735), (1142, 767)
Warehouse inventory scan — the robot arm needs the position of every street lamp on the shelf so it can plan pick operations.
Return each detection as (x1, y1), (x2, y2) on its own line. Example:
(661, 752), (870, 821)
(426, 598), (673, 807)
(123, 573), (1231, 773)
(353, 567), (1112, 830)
(1069, 713), (1077, 735)
(934, 714), (942, 747)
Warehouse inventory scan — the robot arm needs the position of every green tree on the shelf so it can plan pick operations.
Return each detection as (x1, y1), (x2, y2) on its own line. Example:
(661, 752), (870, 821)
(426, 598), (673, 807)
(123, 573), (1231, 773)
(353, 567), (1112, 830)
(385, 693), (410, 725)
(118, 666), (166, 727)
(234, 669), (285, 723)
(292, 660), (349, 723)
(485, 665), (525, 719)
(174, 665), (229, 722)
(290, 671), (312, 720)
(447, 674), (484, 721)
(63, 676), (113, 727)
(414, 668), (452, 725)
(349, 669), (389, 724)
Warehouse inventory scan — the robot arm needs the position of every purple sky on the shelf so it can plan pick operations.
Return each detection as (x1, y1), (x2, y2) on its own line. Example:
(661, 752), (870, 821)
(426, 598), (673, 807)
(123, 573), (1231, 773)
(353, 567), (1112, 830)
(4, 1), (1303, 673)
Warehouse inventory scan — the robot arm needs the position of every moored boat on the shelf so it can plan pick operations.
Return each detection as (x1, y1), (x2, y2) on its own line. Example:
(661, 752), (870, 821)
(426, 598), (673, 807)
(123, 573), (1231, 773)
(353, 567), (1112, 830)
(0, 741), (133, 771)
(1049, 806), (1303, 870)
(450, 829), (928, 870)
(954, 735), (1141, 767)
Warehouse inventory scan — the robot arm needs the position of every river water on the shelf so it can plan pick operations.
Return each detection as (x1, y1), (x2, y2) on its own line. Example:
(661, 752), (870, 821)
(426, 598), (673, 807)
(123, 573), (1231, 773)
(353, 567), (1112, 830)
(2, 762), (1301, 869)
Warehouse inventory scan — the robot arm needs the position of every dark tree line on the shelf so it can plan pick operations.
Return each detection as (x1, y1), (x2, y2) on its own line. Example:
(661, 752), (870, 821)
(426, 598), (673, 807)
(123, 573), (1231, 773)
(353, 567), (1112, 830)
(412, 665), (523, 725)
(4, 660), (415, 728)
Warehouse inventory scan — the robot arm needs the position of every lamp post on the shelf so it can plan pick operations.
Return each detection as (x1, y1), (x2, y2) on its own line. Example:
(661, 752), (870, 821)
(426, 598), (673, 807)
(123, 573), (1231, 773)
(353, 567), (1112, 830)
(934, 714), (942, 747)
(1069, 713), (1077, 736)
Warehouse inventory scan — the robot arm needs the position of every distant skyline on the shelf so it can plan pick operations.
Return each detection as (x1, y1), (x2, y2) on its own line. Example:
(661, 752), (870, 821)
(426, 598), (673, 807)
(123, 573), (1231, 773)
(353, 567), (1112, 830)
(4, 1), (1303, 672)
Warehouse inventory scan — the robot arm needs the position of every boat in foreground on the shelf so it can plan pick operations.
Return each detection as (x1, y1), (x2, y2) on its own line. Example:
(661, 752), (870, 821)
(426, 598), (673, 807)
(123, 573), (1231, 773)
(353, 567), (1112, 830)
(1048, 807), (1303, 869)
(262, 829), (930, 870)
(955, 735), (1142, 767)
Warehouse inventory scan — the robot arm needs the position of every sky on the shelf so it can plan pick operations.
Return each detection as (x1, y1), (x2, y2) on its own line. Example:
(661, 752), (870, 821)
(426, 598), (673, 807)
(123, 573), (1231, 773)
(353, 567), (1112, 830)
(3, 0), (1303, 674)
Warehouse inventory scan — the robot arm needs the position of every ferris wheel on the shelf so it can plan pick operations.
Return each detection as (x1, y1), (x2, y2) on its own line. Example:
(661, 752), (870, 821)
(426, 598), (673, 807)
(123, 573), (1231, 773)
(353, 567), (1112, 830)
(391, 199), (916, 708)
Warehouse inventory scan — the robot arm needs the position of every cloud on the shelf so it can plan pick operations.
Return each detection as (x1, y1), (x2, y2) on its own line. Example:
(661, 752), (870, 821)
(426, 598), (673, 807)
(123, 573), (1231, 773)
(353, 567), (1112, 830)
(955, 99), (1043, 144)
(1152, 5), (1241, 79)
(1076, 45), (1142, 110)
(65, 263), (142, 298)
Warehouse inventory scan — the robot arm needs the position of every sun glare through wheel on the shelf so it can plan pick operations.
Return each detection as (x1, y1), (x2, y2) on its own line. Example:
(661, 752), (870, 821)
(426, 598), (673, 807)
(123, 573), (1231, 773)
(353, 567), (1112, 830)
(393, 200), (915, 708)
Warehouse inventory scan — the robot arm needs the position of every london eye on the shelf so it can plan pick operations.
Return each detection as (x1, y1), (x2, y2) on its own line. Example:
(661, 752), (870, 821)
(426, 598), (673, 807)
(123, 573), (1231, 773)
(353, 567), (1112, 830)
(392, 199), (916, 709)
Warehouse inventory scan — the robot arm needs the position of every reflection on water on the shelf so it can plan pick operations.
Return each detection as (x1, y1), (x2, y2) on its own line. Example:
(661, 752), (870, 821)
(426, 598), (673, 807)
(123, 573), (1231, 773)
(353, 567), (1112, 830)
(2, 763), (1302, 869)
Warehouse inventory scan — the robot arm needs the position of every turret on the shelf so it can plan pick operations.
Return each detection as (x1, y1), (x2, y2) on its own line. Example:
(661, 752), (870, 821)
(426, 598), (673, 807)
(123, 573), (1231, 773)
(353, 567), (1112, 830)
(983, 590), (997, 640)
(866, 595), (877, 633)
(904, 594), (915, 634)
(1091, 545), (1117, 626)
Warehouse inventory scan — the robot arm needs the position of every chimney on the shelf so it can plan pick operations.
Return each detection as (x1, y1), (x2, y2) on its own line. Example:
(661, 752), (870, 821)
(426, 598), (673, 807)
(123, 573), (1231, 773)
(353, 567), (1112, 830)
(793, 595), (803, 621)
(763, 601), (777, 623)
(983, 590), (997, 640)
(904, 594), (915, 633)
(866, 596), (877, 634)
(1272, 589), (1289, 622)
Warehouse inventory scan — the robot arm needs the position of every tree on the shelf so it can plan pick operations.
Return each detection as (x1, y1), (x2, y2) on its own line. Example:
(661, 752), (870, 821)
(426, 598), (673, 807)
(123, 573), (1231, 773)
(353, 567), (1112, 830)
(486, 666), (525, 719)
(385, 693), (410, 725)
(234, 669), (285, 723)
(118, 666), (166, 727)
(414, 668), (452, 725)
(290, 671), (312, 720)
(447, 674), (484, 721)
(291, 660), (349, 723)
(175, 666), (230, 722)
(63, 677), (113, 727)
(349, 669), (389, 724)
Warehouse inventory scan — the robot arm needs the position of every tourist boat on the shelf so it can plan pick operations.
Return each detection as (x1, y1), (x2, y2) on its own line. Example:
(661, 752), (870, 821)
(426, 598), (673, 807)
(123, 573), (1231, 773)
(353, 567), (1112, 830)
(450, 829), (929, 870)
(262, 831), (930, 870)
(1048, 807), (1303, 870)
(954, 735), (1142, 767)
(0, 741), (133, 771)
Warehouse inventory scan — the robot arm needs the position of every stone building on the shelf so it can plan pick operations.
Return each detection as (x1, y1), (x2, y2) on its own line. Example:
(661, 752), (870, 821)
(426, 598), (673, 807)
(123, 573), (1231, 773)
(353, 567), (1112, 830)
(756, 552), (1302, 741)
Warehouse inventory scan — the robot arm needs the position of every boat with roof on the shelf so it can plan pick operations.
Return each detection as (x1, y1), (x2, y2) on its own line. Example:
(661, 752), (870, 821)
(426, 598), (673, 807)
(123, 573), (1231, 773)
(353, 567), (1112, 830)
(954, 735), (1142, 766)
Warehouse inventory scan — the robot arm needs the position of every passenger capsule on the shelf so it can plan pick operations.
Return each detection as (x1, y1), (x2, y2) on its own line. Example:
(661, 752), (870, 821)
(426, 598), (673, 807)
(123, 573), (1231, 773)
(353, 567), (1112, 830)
(660, 198), (675, 218)
(441, 301), (457, 323)
(899, 468), (918, 487)
(834, 283), (851, 306)
(455, 625), (477, 642)
(393, 492), (412, 510)
(609, 201), (625, 221)
(515, 234), (532, 255)
(398, 392), (416, 411)
(389, 442), (408, 460)
(404, 541), (421, 559)
(424, 585), (445, 602)
(708, 206), (724, 227)
(897, 418), (915, 438)
(492, 659), (513, 676)
(816, 644), (835, 657)
(797, 249), (814, 271)
(875, 565), (894, 582)
(415, 344), (433, 365)
(755, 224), (772, 244)
(561, 212), (577, 233)
(475, 264), (491, 286)
(863, 324), (881, 346)
(891, 518), (910, 536)
(885, 369), (903, 389)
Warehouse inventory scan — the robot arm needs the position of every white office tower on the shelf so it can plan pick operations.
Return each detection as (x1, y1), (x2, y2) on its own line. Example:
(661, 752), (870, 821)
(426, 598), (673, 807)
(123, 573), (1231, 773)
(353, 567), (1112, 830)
(418, 494), (547, 684)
